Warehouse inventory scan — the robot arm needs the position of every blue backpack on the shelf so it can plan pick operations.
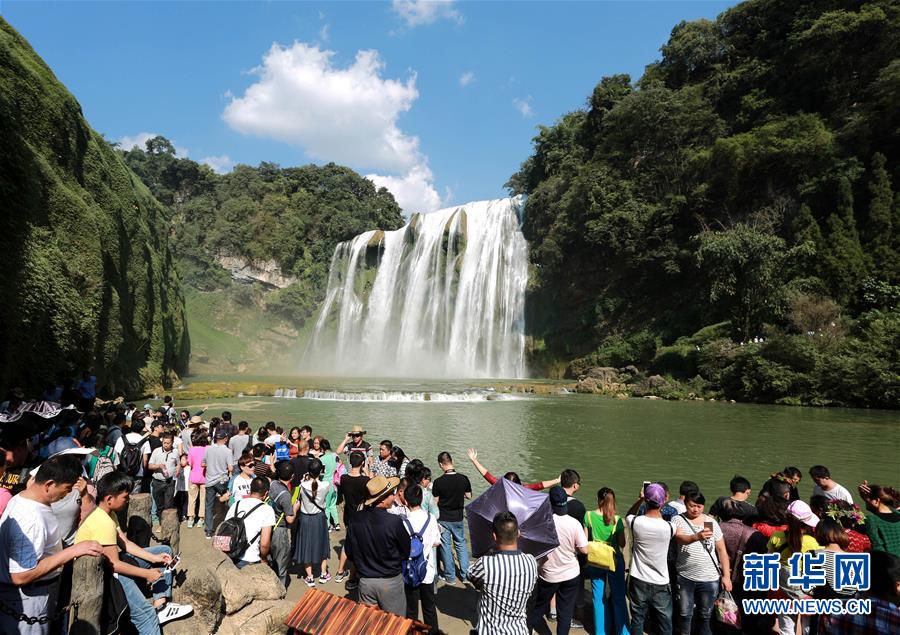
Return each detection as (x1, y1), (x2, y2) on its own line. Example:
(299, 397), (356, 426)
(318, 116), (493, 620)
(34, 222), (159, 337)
(402, 515), (431, 587)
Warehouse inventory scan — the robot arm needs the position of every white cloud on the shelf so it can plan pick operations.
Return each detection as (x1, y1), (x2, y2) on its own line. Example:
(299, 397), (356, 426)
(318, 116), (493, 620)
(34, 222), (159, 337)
(392, 0), (462, 28)
(318, 24), (330, 42)
(223, 41), (441, 215)
(200, 155), (233, 174)
(513, 96), (534, 118)
(367, 165), (442, 215)
(459, 71), (475, 87)
(118, 132), (188, 157)
(224, 42), (421, 173)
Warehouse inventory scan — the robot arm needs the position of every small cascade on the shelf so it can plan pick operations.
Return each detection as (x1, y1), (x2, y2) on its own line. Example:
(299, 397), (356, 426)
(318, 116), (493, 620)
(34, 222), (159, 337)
(301, 389), (514, 403)
(302, 198), (528, 378)
(273, 388), (297, 399)
(273, 388), (284, 398)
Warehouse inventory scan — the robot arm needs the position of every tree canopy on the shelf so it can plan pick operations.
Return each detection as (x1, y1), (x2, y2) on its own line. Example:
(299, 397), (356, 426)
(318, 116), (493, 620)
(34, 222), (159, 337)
(510, 0), (899, 407)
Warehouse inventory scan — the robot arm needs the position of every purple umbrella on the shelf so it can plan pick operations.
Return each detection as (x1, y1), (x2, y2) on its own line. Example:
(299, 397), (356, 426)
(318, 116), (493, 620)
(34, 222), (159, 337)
(467, 478), (559, 559)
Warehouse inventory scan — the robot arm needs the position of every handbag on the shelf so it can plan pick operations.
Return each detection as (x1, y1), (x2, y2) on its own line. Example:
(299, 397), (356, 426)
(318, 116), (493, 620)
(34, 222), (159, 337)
(586, 512), (618, 571)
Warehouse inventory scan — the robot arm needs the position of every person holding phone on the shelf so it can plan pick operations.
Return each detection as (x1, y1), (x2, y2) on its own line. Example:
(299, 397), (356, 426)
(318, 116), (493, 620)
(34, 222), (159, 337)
(671, 490), (731, 635)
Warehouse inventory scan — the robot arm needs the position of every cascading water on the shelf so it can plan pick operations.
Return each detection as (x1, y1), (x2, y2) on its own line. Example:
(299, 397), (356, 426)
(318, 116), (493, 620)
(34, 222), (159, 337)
(302, 197), (528, 378)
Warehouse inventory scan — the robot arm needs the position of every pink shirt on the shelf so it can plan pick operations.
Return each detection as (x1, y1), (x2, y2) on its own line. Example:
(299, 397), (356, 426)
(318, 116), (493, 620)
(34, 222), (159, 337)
(0, 487), (11, 518)
(188, 446), (207, 485)
(539, 514), (588, 583)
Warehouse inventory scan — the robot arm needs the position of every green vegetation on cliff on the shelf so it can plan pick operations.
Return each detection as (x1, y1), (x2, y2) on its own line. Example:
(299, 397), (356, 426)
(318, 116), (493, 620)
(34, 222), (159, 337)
(120, 139), (405, 371)
(511, 0), (899, 407)
(0, 19), (189, 395)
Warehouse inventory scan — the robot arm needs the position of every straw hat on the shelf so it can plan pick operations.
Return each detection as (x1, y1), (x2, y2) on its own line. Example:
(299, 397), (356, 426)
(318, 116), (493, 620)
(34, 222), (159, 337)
(188, 415), (206, 427)
(364, 475), (400, 506)
(347, 424), (366, 435)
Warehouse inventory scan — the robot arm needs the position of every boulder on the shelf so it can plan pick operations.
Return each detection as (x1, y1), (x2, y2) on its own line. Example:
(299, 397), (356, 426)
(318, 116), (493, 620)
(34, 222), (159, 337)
(171, 562), (224, 634)
(219, 599), (291, 635)
(630, 374), (671, 397)
(618, 365), (640, 377)
(216, 559), (285, 615)
(584, 366), (621, 384)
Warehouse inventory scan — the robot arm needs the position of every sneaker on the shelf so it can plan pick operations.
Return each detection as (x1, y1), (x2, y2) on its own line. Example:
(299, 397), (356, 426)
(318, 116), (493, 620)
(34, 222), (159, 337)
(319, 573), (332, 584)
(345, 579), (359, 590)
(186, 519), (194, 528)
(334, 571), (348, 583)
(304, 576), (316, 588)
(332, 525), (342, 531)
(548, 611), (557, 622)
(570, 618), (584, 630)
(440, 576), (456, 585)
(205, 534), (212, 540)
(157, 602), (193, 625)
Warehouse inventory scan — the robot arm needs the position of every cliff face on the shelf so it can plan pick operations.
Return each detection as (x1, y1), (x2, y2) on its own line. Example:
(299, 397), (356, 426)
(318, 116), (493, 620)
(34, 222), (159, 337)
(0, 18), (189, 396)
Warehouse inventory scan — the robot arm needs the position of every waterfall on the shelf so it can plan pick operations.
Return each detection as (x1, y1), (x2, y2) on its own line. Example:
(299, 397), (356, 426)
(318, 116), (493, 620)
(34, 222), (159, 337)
(303, 198), (528, 378)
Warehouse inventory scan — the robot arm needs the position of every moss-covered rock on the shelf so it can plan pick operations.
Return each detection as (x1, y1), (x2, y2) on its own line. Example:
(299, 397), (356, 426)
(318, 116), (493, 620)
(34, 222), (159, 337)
(0, 18), (189, 395)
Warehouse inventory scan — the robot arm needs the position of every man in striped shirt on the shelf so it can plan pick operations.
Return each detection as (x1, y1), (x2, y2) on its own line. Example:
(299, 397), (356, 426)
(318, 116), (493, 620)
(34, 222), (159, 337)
(467, 511), (538, 635)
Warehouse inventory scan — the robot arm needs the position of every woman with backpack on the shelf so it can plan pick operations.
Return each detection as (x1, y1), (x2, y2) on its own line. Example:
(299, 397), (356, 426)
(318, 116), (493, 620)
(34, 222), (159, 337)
(87, 430), (116, 482)
(293, 458), (332, 587)
(584, 487), (629, 635)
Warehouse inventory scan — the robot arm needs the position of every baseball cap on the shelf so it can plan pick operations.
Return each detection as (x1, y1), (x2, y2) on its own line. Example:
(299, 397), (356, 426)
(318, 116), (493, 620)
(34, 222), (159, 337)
(644, 483), (666, 507)
(143, 404), (152, 410)
(214, 429), (229, 440)
(787, 500), (819, 528)
(549, 485), (568, 513)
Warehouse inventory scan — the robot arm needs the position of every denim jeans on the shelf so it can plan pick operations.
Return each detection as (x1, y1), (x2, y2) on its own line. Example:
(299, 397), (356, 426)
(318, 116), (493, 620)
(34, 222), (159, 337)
(205, 481), (228, 535)
(628, 576), (673, 635)
(118, 545), (173, 635)
(438, 520), (469, 581)
(677, 575), (718, 635)
(588, 553), (630, 635)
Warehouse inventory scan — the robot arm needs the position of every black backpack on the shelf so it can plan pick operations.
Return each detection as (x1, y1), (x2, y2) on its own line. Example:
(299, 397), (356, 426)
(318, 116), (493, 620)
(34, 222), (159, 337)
(118, 435), (146, 477)
(213, 501), (264, 562)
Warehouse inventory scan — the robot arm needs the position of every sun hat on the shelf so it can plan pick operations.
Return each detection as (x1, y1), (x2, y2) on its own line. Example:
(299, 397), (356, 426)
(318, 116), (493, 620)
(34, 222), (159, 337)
(188, 415), (205, 427)
(644, 483), (666, 507)
(347, 424), (366, 435)
(364, 475), (400, 506)
(143, 403), (152, 410)
(787, 500), (820, 528)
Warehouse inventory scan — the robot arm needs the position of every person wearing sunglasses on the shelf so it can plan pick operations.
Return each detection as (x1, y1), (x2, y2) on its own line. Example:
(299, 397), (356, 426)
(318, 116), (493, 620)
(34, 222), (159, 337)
(229, 454), (256, 503)
(337, 425), (373, 475)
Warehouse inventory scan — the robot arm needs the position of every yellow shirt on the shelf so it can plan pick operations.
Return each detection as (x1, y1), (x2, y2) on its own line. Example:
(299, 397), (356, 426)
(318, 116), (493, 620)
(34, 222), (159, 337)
(767, 531), (820, 566)
(75, 507), (120, 546)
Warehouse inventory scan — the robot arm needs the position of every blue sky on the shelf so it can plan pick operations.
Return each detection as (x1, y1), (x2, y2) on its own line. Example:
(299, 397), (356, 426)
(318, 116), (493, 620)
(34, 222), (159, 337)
(3, 1), (736, 214)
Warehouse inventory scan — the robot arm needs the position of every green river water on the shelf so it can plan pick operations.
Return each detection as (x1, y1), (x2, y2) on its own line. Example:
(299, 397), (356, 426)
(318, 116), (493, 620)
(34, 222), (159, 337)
(173, 376), (898, 505)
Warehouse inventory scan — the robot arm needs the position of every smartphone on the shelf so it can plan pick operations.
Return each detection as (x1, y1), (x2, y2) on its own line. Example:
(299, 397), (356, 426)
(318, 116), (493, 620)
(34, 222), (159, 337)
(703, 521), (713, 532)
(164, 554), (181, 572)
(642, 480), (651, 489)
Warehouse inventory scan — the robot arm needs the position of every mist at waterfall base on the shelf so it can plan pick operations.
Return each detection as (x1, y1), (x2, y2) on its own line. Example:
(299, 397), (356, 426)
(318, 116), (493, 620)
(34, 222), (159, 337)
(301, 198), (528, 379)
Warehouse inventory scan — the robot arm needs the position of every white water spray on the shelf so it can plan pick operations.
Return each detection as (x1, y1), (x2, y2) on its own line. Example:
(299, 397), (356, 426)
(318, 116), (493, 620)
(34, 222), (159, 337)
(303, 198), (528, 378)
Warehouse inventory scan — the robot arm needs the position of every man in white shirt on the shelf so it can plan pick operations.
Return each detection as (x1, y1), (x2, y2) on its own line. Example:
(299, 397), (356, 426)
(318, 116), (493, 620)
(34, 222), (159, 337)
(221, 477), (275, 569)
(402, 484), (441, 633)
(668, 480), (699, 515)
(0, 454), (103, 634)
(113, 423), (150, 493)
(528, 486), (588, 634)
(625, 483), (675, 635)
(809, 465), (854, 503)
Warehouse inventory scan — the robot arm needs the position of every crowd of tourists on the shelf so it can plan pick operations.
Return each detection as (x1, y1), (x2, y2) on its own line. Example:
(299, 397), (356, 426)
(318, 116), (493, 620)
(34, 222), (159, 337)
(0, 383), (898, 635)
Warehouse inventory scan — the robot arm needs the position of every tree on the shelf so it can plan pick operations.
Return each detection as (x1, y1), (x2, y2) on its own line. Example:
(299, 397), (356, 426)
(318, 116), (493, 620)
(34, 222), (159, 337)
(695, 224), (792, 340)
(865, 153), (897, 277)
(821, 177), (867, 304)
